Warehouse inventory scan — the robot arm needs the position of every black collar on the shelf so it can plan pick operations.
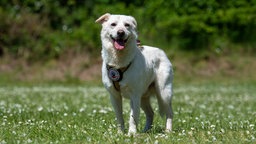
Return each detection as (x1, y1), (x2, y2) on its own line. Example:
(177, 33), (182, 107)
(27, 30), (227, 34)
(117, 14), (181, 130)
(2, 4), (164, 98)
(106, 62), (132, 91)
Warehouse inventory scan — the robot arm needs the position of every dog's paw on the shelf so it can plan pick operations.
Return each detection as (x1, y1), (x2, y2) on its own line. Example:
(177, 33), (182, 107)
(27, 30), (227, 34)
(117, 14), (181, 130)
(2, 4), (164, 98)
(128, 128), (137, 136)
(142, 124), (153, 133)
(165, 128), (172, 133)
(117, 128), (124, 134)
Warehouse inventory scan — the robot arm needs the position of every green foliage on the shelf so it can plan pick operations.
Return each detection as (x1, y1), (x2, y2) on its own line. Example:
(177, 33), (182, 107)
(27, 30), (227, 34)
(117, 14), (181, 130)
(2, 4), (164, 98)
(0, 0), (255, 60)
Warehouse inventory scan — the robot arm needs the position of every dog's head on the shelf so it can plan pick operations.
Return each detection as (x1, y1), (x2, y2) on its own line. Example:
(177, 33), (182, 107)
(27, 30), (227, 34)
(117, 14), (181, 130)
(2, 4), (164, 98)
(96, 13), (138, 50)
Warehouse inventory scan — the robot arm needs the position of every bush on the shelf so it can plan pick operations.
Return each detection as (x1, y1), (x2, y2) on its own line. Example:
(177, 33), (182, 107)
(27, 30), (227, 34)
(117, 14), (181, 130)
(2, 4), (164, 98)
(0, 0), (255, 60)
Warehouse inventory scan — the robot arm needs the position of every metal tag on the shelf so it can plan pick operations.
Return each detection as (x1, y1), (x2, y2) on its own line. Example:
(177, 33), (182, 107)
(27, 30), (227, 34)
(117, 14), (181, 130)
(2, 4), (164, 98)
(108, 68), (121, 82)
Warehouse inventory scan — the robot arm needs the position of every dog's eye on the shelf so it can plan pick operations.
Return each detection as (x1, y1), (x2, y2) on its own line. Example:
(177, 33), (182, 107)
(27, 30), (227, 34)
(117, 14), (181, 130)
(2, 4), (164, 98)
(111, 23), (117, 27)
(124, 23), (130, 27)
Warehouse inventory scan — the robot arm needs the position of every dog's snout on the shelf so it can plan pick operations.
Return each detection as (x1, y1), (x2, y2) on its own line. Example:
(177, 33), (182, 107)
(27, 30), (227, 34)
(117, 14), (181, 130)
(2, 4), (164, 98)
(117, 30), (125, 37)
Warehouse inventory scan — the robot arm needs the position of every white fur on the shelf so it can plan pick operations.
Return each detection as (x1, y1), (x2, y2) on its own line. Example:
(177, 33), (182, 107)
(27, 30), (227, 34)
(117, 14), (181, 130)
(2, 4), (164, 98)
(96, 13), (173, 135)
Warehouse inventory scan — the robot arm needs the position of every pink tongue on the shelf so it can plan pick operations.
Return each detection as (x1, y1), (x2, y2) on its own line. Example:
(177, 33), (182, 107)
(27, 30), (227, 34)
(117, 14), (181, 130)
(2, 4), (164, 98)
(114, 39), (125, 50)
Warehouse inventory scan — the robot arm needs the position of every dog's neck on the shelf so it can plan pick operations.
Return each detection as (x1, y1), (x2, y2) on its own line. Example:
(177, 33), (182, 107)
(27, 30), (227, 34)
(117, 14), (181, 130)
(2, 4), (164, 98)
(101, 42), (138, 69)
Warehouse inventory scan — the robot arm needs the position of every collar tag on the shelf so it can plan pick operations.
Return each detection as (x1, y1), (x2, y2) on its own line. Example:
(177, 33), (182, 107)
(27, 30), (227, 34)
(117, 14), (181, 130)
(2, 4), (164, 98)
(108, 68), (122, 82)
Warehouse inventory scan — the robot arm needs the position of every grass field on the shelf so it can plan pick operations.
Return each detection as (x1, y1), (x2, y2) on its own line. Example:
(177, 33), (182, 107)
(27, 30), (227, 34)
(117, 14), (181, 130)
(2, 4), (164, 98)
(0, 82), (255, 143)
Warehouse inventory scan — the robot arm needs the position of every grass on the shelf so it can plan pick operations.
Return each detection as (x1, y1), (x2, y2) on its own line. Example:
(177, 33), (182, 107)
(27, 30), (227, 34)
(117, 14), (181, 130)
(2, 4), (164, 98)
(0, 82), (255, 143)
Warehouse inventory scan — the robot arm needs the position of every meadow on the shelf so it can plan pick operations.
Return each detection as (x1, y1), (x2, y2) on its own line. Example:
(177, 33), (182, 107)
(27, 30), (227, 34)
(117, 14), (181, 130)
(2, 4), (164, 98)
(0, 82), (255, 143)
(1, 1), (255, 143)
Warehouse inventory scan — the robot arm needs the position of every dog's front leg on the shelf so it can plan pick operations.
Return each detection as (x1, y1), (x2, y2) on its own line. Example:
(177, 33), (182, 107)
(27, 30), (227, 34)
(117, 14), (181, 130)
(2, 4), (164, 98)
(110, 95), (124, 133)
(128, 96), (141, 135)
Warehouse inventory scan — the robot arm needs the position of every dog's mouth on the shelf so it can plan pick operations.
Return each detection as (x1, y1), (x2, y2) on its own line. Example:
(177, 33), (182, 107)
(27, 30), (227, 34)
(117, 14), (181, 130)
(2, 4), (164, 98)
(111, 35), (128, 50)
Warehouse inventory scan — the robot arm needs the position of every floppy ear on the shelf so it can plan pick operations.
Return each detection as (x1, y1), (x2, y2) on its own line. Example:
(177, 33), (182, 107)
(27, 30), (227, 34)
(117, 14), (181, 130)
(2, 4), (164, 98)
(129, 16), (137, 28)
(95, 13), (111, 24)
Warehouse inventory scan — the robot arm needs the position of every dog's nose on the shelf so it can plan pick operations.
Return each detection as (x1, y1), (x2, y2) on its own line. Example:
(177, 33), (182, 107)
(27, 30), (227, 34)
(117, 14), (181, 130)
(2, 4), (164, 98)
(117, 30), (125, 37)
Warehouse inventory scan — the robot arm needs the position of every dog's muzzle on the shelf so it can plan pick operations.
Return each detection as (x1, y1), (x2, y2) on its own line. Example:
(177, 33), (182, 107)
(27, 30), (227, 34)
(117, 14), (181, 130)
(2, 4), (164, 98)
(110, 30), (128, 50)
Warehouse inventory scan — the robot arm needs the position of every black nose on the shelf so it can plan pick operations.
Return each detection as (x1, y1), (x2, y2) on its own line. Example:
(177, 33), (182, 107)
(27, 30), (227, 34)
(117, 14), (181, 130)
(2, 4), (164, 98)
(117, 30), (125, 37)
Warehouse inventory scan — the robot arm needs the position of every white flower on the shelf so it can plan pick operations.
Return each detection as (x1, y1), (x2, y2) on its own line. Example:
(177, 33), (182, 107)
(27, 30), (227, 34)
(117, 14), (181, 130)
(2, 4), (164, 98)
(210, 125), (216, 128)
(99, 109), (108, 114)
(246, 131), (250, 135)
(27, 139), (32, 143)
(188, 131), (193, 136)
(79, 108), (85, 112)
(212, 136), (217, 141)
(37, 106), (43, 111)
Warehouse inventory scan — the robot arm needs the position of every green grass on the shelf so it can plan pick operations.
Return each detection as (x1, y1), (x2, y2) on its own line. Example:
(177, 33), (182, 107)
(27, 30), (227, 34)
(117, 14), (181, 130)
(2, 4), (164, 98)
(0, 83), (255, 143)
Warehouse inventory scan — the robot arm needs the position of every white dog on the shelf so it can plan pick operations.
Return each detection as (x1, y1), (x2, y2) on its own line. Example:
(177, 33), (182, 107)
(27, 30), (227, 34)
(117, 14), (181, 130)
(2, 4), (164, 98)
(96, 13), (173, 134)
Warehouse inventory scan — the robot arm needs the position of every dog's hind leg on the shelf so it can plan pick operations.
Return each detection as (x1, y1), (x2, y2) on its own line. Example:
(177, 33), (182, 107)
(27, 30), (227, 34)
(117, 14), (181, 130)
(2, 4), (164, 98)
(156, 85), (173, 133)
(141, 96), (154, 132)
(155, 60), (173, 132)
(165, 104), (173, 132)
(110, 95), (125, 133)
(155, 73), (173, 132)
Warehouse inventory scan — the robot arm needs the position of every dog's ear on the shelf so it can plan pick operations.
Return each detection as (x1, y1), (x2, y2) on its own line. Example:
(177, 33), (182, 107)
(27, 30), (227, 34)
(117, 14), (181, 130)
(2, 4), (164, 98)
(130, 16), (137, 28)
(95, 13), (111, 24)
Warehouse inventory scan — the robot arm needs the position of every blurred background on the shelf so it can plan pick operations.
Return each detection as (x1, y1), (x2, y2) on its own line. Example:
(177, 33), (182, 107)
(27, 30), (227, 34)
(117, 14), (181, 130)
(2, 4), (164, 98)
(0, 0), (255, 84)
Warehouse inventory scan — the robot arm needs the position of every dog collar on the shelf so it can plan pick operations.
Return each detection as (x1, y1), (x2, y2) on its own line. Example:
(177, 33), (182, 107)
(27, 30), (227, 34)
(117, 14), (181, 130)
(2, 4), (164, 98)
(106, 62), (132, 91)
(107, 68), (122, 82)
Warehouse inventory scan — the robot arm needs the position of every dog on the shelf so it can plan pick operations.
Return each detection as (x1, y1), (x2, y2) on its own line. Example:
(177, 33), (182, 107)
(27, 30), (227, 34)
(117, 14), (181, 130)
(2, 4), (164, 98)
(96, 13), (173, 135)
